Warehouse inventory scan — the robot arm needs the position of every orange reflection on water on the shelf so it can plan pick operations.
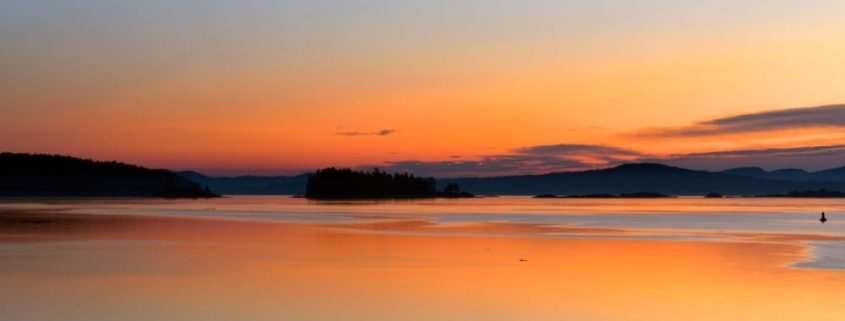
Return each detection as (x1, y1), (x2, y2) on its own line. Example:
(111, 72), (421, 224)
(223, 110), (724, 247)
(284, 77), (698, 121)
(1, 209), (845, 321)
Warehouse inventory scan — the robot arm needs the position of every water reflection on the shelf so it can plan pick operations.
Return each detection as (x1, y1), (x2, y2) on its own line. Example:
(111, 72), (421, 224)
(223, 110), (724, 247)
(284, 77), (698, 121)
(1, 197), (844, 320)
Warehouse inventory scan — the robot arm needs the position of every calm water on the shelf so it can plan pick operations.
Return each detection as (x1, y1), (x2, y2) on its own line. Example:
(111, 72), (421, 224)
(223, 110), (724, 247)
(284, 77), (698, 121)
(1, 196), (844, 320)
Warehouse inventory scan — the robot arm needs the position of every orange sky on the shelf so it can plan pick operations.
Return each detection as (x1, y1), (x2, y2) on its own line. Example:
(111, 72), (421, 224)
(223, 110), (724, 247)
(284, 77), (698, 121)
(3, 1), (845, 175)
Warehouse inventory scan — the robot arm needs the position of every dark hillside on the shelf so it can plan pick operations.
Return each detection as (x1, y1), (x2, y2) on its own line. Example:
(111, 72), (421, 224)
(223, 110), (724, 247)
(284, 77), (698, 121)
(0, 153), (218, 198)
(305, 168), (472, 199)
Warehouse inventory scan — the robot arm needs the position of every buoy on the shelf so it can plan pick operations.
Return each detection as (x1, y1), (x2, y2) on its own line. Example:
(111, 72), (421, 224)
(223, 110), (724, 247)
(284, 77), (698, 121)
(820, 212), (828, 224)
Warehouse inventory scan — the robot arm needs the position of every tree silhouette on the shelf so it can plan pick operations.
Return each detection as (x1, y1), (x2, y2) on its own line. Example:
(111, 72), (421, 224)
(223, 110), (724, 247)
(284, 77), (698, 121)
(305, 168), (473, 199)
(0, 152), (218, 198)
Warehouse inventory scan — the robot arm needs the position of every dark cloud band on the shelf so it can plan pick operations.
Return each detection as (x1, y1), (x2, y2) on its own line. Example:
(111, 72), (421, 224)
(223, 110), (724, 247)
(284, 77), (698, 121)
(638, 104), (845, 137)
(370, 143), (845, 177)
(366, 144), (644, 177)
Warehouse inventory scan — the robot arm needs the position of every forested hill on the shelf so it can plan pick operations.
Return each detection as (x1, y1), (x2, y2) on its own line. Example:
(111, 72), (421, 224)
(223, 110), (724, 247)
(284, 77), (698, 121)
(0, 153), (218, 198)
(304, 168), (473, 199)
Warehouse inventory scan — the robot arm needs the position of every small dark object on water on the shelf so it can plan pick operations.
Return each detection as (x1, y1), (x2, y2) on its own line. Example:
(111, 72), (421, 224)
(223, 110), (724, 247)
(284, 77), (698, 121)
(519, 258), (528, 262)
(820, 212), (828, 224)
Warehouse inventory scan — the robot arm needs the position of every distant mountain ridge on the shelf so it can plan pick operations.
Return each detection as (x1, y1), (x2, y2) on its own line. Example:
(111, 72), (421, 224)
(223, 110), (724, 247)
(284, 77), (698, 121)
(185, 162), (845, 196)
(718, 166), (845, 181)
(439, 163), (845, 195)
(178, 171), (308, 195)
(0, 153), (218, 198)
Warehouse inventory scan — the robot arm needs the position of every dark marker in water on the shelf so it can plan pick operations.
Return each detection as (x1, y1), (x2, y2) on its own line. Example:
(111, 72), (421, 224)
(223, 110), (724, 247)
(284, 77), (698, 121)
(820, 212), (827, 224)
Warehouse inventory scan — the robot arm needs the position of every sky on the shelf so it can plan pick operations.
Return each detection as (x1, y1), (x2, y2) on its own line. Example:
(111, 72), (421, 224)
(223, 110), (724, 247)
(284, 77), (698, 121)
(3, 1), (845, 176)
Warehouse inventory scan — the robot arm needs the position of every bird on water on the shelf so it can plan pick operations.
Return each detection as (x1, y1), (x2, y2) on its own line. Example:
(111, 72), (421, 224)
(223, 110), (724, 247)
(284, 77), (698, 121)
(820, 212), (828, 224)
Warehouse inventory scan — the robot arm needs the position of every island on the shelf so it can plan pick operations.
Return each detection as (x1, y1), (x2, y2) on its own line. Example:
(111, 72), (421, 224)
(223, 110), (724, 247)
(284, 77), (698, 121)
(0, 153), (219, 198)
(756, 189), (845, 198)
(304, 168), (474, 199)
(533, 194), (560, 198)
(568, 193), (625, 198)
(532, 192), (671, 198)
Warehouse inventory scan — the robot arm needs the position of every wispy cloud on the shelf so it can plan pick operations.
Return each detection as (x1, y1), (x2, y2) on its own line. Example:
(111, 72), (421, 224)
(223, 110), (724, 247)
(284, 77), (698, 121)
(366, 144), (644, 177)
(337, 129), (396, 137)
(671, 145), (845, 158)
(368, 143), (845, 177)
(354, 104), (845, 176)
(637, 104), (845, 137)
(654, 144), (845, 170)
(517, 144), (642, 158)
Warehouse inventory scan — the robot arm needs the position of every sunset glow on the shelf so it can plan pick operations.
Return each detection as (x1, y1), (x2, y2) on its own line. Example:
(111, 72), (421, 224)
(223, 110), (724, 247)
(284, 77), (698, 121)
(7, 4), (845, 320)
(3, 1), (845, 175)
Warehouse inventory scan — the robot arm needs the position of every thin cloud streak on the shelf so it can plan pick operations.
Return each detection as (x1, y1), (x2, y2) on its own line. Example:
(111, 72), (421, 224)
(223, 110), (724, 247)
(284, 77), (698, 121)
(516, 144), (642, 157)
(637, 104), (845, 137)
(367, 144), (645, 177)
(356, 105), (845, 176)
(655, 145), (845, 171)
(337, 129), (397, 137)
(368, 143), (845, 177)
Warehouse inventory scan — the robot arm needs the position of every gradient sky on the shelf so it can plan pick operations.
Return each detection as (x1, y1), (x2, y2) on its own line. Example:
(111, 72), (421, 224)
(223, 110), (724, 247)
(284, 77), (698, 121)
(3, 1), (845, 176)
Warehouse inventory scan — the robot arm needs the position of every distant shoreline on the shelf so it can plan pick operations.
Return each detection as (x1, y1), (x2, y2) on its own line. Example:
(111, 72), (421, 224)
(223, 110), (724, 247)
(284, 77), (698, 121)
(534, 192), (672, 199)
